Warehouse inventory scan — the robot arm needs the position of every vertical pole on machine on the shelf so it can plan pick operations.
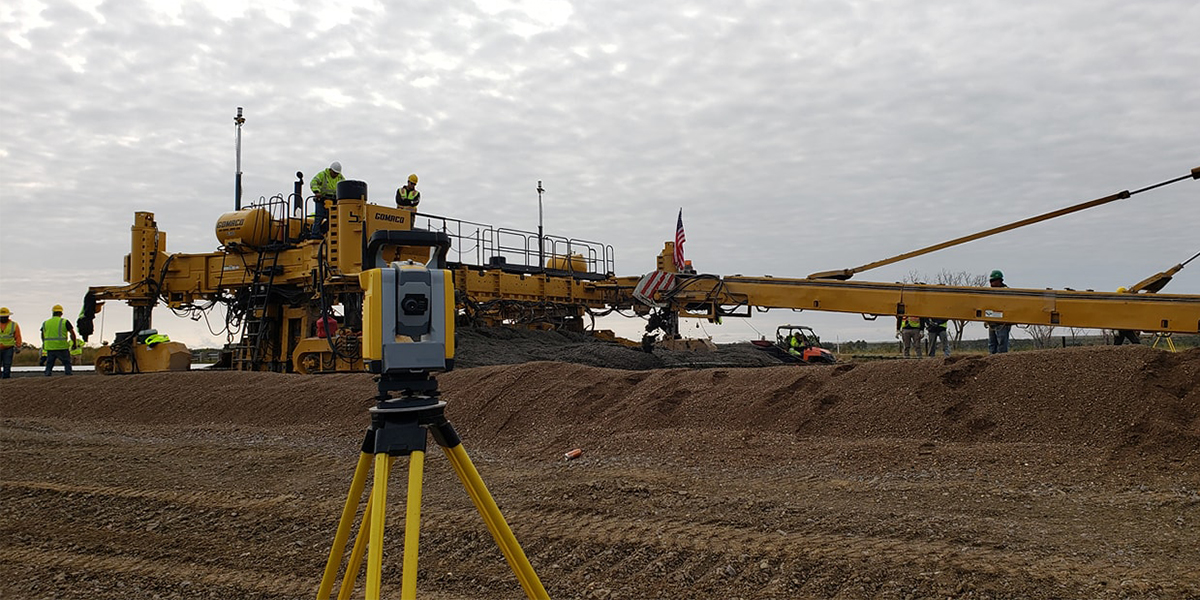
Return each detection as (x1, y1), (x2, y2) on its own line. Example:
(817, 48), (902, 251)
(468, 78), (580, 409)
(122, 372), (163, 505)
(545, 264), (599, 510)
(234, 107), (245, 210)
(537, 181), (545, 269)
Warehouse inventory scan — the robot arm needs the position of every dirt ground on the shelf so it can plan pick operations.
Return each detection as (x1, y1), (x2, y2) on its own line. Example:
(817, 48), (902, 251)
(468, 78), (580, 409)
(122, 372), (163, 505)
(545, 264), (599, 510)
(2, 337), (1198, 599)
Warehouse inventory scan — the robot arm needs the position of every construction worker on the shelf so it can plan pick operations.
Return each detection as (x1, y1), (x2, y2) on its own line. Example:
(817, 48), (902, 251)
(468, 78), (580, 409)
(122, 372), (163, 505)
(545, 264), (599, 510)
(1113, 287), (1141, 345)
(41, 304), (78, 376)
(310, 161), (344, 238)
(0, 307), (22, 379)
(896, 315), (924, 357)
(396, 174), (420, 208)
(787, 331), (806, 358)
(926, 317), (951, 357)
(986, 270), (1012, 354)
(144, 333), (170, 347)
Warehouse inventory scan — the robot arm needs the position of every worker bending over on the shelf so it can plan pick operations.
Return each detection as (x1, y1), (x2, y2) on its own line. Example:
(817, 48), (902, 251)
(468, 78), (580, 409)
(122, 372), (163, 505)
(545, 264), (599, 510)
(926, 318), (951, 357)
(1113, 287), (1141, 345)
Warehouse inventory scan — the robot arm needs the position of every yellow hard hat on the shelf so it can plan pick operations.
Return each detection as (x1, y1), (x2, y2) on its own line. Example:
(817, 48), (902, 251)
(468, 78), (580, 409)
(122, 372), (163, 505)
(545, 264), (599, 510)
(0, 307), (10, 317)
(408, 174), (418, 184)
(52, 304), (64, 312)
(1116, 287), (1128, 293)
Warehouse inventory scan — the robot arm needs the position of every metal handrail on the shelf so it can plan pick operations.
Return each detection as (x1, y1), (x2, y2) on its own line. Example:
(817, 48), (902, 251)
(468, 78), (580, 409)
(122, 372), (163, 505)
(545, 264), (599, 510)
(415, 213), (615, 275)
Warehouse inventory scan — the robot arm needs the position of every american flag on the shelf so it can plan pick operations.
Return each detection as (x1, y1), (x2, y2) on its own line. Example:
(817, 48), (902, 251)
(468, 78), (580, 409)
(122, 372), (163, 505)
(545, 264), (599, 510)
(674, 208), (686, 271)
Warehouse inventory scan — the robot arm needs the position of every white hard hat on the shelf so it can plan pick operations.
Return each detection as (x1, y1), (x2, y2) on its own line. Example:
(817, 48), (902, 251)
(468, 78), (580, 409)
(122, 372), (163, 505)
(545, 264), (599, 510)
(330, 161), (342, 174)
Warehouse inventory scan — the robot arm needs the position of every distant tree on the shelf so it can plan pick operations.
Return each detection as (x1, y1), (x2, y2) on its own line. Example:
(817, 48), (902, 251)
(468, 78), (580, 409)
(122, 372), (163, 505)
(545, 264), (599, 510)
(1025, 324), (1057, 349)
(1067, 327), (1087, 346)
(936, 269), (987, 349)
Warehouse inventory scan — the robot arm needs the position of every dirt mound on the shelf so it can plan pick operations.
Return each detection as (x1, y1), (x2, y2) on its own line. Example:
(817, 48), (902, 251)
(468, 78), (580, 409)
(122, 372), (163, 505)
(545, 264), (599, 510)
(3, 344), (1199, 599)
(448, 345), (1200, 463)
(5, 345), (1197, 464)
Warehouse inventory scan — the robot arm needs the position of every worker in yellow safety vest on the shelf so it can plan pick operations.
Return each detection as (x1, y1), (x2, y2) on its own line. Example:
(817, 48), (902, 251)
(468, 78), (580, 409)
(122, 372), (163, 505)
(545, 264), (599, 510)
(896, 315), (925, 358)
(145, 333), (170, 347)
(0, 307), (23, 379)
(41, 304), (78, 376)
(309, 161), (344, 238)
(787, 331), (806, 358)
(396, 173), (420, 208)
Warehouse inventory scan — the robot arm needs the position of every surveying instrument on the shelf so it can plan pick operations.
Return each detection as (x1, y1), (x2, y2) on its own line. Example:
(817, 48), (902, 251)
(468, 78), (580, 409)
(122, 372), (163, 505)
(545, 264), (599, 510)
(317, 231), (550, 599)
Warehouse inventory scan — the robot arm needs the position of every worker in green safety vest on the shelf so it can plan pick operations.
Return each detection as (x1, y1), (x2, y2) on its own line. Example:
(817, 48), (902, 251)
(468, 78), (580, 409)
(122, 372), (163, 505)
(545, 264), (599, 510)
(0, 307), (22, 379)
(896, 315), (925, 358)
(145, 333), (170, 347)
(396, 173), (421, 208)
(41, 304), (78, 376)
(309, 161), (344, 238)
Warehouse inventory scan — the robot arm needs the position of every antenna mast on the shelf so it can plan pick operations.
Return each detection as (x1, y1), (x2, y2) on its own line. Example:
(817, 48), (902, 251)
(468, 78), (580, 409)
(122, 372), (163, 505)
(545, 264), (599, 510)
(234, 107), (245, 210)
(537, 181), (545, 268)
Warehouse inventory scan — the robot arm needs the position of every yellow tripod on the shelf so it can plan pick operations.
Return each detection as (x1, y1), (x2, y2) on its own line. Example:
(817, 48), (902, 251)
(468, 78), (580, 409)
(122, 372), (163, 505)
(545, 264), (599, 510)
(1151, 332), (1178, 352)
(316, 391), (549, 600)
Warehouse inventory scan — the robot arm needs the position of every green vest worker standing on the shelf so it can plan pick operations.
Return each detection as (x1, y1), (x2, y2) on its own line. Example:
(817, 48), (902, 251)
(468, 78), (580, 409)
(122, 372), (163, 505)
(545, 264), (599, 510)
(310, 161), (344, 199)
(396, 173), (420, 208)
(896, 315), (924, 358)
(309, 161), (344, 238)
(41, 304), (77, 376)
(0, 307), (23, 379)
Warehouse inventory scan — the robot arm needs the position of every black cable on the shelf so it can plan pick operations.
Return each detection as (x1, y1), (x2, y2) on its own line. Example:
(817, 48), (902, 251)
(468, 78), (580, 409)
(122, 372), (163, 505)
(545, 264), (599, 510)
(1129, 173), (1194, 195)
(1181, 250), (1200, 268)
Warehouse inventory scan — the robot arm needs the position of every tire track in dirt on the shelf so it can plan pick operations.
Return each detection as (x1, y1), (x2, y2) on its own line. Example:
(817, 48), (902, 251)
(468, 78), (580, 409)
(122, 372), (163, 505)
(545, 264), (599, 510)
(1, 480), (325, 513)
(5, 478), (1193, 599)
(12, 474), (1191, 594)
(0, 549), (320, 597)
(517, 509), (1197, 593)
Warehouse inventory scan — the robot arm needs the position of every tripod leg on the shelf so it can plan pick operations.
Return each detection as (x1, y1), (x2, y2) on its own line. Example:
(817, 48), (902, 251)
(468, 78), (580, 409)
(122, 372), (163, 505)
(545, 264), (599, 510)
(442, 443), (550, 600)
(365, 454), (394, 600)
(401, 450), (426, 600)
(337, 493), (373, 600)
(318, 451), (373, 600)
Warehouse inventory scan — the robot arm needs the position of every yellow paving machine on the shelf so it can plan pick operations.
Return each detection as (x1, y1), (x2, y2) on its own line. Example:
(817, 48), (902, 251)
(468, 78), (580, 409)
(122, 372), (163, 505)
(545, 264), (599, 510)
(79, 166), (1200, 374)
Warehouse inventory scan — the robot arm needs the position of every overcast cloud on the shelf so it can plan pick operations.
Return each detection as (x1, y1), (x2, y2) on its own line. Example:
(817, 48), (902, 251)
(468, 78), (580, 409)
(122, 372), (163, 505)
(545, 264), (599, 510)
(1, 0), (1197, 348)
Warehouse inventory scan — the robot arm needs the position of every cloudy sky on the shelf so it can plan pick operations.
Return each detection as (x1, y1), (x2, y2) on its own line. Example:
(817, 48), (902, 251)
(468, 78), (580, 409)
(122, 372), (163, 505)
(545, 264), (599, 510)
(2, 0), (1197, 349)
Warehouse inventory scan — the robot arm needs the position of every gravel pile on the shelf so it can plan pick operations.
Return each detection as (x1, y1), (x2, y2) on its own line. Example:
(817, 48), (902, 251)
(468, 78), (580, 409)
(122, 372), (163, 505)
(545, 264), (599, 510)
(5, 344), (1196, 464)
(454, 327), (783, 370)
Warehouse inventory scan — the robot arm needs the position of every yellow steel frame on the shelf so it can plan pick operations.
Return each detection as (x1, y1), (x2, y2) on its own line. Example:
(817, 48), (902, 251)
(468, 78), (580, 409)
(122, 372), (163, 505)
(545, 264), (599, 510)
(88, 194), (1200, 376)
(667, 276), (1200, 333)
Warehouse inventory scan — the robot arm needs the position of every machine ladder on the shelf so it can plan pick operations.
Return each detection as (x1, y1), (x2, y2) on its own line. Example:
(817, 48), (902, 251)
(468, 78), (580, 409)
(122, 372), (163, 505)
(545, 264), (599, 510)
(234, 246), (283, 370)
